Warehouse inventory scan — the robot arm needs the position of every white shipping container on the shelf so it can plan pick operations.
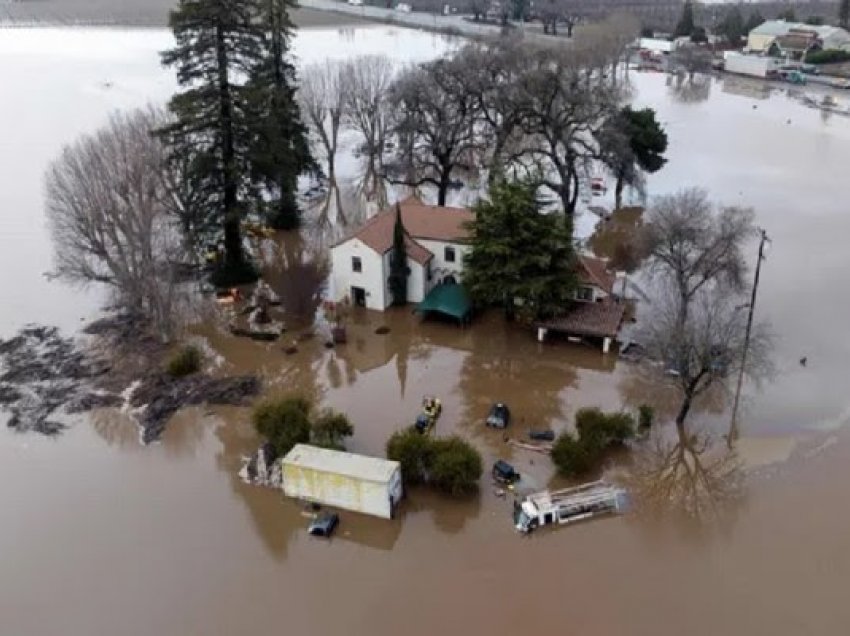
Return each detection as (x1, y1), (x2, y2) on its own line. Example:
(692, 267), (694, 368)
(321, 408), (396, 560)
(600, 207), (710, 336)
(282, 444), (403, 519)
(723, 52), (781, 79)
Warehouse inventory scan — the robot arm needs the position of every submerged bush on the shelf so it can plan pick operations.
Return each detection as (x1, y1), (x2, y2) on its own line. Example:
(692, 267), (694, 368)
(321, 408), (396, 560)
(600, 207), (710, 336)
(166, 344), (202, 377)
(386, 428), (435, 485)
(386, 430), (482, 495)
(311, 408), (354, 450)
(551, 433), (598, 477)
(253, 397), (355, 457)
(552, 408), (636, 477)
(805, 49), (850, 65)
(429, 436), (483, 496)
(253, 396), (312, 457)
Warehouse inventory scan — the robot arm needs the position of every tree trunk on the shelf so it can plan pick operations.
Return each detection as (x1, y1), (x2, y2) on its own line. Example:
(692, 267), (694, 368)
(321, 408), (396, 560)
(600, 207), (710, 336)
(215, 22), (242, 267)
(437, 168), (450, 206)
(675, 394), (692, 432)
(615, 175), (624, 210)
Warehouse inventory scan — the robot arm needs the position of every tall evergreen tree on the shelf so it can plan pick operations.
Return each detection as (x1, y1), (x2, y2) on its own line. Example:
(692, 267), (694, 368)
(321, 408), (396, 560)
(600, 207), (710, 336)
(248, 0), (314, 230)
(161, 0), (264, 282)
(744, 10), (765, 33)
(388, 204), (408, 305)
(675, 1), (696, 38)
(463, 180), (577, 321)
(840, 0), (850, 29)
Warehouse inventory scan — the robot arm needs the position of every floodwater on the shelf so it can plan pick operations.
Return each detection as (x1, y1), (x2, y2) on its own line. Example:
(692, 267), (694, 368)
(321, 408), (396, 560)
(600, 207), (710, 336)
(2, 28), (850, 636)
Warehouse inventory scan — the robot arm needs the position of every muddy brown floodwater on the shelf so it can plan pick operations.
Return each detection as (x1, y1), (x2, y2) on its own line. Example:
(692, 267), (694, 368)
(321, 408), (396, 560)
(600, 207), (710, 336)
(2, 29), (850, 636)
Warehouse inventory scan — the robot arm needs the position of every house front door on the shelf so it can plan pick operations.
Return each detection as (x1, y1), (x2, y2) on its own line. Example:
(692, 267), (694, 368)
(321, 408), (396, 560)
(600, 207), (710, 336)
(351, 286), (366, 307)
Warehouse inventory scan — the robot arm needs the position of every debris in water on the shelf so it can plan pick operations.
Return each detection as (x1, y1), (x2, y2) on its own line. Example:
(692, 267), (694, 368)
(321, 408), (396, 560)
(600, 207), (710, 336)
(375, 326), (390, 335)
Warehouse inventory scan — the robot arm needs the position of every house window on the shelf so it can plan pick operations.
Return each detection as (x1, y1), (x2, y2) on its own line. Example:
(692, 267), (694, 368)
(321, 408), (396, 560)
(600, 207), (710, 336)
(576, 286), (594, 302)
(444, 246), (456, 263)
(352, 256), (362, 273)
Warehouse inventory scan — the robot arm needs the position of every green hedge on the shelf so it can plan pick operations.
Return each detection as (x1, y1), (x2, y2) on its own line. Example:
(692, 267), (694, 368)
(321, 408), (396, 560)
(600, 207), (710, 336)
(552, 408), (635, 478)
(805, 49), (850, 65)
(386, 430), (482, 496)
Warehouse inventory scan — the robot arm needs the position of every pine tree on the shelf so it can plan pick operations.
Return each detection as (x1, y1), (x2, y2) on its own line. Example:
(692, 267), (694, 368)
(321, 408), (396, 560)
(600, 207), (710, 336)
(675, 1), (696, 38)
(388, 204), (408, 305)
(161, 0), (264, 283)
(840, 0), (850, 29)
(463, 180), (577, 321)
(247, 0), (314, 230)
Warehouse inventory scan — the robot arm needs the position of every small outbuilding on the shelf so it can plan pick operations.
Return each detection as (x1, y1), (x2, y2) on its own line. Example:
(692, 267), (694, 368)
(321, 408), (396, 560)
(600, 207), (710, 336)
(282, 444), (403, 519)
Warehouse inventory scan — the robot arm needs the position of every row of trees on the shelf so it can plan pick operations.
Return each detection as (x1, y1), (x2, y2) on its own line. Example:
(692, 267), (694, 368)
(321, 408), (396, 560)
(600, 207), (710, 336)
(386, 15), (649, 215)
(158, 0), (313, 283)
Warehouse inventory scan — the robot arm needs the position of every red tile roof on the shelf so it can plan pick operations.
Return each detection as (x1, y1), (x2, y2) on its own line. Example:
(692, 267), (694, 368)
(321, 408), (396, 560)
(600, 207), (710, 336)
(537, 300), (626, 339)
(335, 197), (474, 265)
(577, 254), (616, 294)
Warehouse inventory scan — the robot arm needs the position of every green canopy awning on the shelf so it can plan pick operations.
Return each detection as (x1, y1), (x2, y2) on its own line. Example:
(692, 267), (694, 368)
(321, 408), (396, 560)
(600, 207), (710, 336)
(416, 284), (472, 322)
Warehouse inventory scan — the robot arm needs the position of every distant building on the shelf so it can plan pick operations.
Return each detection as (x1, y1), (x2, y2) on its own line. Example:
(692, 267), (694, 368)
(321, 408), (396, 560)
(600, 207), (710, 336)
(747, 20), (850, 54)
(329, 196), (473, 311)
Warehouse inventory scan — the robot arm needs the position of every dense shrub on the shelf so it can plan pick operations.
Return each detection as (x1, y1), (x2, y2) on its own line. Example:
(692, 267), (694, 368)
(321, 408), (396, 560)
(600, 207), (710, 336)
(575, 408), (635, 447)
(386, 430), (482, 495)
(429, 437), (483, 496)
(311, 409), (354, 450)
(253, 397), (355, 456)
(166, 344), (202, 377)
(805, 49), (850, 65)
(252, 396), (312, 457)
(386, 428), (436, 485)
(551, 433), (597, 477)
(552, 408), (636, 477)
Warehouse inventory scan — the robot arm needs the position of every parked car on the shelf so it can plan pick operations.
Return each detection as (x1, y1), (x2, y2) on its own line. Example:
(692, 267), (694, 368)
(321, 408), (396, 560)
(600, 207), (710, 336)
(492, 460), (520, 485)
(308, 512), (339, 538)
(486, 403), (511, 428)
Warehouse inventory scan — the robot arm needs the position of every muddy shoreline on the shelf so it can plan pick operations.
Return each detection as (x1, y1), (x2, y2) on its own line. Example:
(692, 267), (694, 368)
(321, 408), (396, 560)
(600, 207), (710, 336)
(0, 0), (372, 28)
(0, 316), (260, 442)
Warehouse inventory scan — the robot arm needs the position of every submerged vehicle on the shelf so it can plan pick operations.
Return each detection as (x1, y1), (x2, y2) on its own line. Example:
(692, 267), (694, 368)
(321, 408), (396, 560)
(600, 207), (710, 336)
(308, 512), (339, 538)
(492, 460), (520, 485)
(485, 403), (511, 429)
(528, 429), (555, 442)
(415, 396), (442, 434)
(513, 481), (629, 533)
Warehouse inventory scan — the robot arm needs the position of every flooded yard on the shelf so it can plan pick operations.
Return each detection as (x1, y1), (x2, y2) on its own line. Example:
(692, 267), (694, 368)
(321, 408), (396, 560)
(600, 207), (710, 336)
(1, 26), (850, 636)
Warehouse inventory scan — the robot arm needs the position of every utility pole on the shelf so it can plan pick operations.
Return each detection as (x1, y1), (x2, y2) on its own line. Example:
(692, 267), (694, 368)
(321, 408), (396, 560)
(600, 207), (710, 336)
(729, 228), (769, 447)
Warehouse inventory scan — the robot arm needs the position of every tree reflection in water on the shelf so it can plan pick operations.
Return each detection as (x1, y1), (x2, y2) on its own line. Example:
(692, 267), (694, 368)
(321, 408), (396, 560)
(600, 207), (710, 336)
(626, 424), (744, 538)
(668, 72), (712, 104)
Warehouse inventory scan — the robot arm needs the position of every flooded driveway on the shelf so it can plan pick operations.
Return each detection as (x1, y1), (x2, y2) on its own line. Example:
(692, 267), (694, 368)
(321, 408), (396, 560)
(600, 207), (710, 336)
(1, 28), (850, 636)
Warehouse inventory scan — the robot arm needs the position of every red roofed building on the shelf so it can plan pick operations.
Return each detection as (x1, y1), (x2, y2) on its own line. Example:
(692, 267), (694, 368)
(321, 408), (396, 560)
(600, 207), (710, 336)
(330, 196), (474, 310)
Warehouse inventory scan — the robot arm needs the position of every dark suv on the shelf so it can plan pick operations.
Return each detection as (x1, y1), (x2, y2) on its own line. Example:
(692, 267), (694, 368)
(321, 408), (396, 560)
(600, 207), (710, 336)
(492, 460), (520, 485)
(486, 403), (511, 429)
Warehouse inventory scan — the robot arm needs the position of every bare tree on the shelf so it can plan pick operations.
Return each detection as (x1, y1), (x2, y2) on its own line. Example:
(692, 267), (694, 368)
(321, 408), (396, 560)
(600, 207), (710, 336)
(342, 55), (395, 209)
(672, 44), (713, 81)
(45, 108), (195, 340)
(299, 60), (347, 226)
(643, 188), (756, 328)
(388, 57), (483, 206)
(640, 284), (772, 432)
(514, 43), (620, 217)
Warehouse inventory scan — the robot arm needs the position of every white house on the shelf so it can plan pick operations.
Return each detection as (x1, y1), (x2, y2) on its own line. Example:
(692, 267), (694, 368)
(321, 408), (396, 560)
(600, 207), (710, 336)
(330, 196), (473, 311)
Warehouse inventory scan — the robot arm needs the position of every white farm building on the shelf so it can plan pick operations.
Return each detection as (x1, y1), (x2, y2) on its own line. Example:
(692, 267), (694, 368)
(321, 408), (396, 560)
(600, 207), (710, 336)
(330, 196), (473, 311)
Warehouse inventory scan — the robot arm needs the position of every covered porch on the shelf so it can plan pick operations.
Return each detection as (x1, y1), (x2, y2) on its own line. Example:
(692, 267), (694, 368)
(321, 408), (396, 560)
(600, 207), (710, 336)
(535, 301), (626, 353)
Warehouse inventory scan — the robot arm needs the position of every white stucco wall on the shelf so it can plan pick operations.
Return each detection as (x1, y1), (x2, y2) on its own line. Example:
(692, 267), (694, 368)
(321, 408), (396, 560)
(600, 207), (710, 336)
(380, 251), (429, 306)
(330, 239), (387, 311)
(417, 239), (470, 285)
